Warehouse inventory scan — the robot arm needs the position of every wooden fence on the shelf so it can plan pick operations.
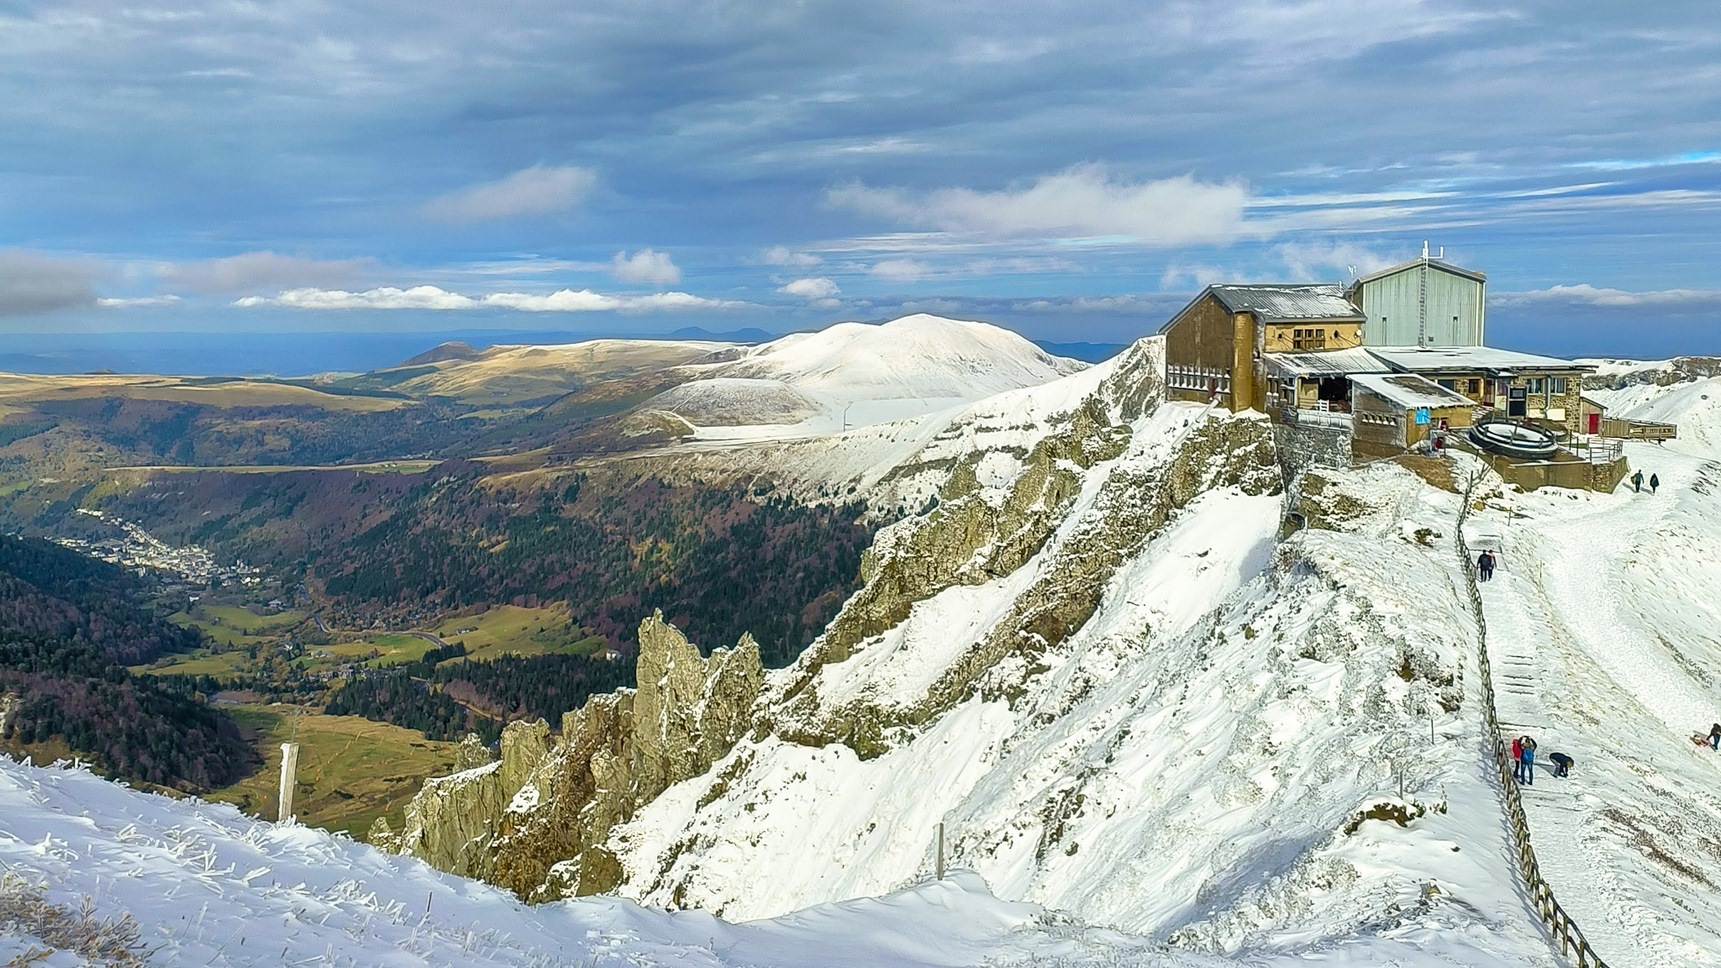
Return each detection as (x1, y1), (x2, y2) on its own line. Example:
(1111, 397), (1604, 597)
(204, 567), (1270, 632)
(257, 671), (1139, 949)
(1456, 476), (1611, 968)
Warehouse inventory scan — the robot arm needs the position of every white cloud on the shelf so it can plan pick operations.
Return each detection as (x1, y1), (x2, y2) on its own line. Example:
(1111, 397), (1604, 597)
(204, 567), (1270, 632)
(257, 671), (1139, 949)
(610, 248), (681, 285)
(235, 285), (747, 312)
(1492, 284), (1721, 309)
(1159, 264), (1232, 289)
(0, 249), (100, 315)
(422, 165), (597, 222)
(96, 294), (182, 308)
(826, 164), (1251, 244)
(1273, 240), (1398, 280)
(778, 277), (840, 299)
(869, 259), (931, 281)
(761, 246), (821, 267)
(158, 251), (371, 293)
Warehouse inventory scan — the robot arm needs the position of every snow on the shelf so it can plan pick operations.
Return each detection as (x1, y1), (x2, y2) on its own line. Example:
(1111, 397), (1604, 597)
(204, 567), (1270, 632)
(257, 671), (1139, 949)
(656, 314), (1087, 438)
(0, 752), (1548, 967)
(611, 393), (1559, 965)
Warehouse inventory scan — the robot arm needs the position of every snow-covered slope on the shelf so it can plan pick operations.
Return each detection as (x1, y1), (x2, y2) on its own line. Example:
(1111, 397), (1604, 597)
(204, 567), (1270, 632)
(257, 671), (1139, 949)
(383, 337), (1563, 966)
(652, 314), (1087, 437)
(1, 753), (1553, 967)
(1458, 360), (1721, 966)
(692, 314), (1084, 403)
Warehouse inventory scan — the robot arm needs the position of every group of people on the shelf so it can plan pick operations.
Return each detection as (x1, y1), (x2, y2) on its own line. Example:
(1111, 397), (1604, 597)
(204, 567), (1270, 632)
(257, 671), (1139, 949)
(1476, 550), (1497, 582)
(1510, 735), (1574, 784)
(1630, 469), (1660, 493)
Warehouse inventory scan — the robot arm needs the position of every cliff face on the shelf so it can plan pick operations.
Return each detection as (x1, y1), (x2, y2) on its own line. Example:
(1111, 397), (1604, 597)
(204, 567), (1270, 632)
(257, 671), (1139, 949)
(381, 336), (1288, 904)
(383, 612), (761, 900)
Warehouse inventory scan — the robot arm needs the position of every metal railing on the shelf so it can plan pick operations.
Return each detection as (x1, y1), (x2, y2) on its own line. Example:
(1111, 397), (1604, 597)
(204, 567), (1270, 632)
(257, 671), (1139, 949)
(1456, 475), (1610, 968)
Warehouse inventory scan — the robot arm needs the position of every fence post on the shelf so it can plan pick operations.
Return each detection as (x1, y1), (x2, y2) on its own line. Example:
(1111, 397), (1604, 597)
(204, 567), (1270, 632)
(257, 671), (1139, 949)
(935, 822), (945, 880)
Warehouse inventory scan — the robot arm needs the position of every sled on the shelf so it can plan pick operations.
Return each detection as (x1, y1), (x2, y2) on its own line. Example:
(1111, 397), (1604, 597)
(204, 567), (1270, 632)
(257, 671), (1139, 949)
(1692, 733), (1714, 749)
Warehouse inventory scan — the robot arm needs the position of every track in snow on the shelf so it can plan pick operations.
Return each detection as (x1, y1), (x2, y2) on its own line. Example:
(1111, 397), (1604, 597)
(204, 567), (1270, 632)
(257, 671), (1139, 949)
(1468, 444), (1721, 968)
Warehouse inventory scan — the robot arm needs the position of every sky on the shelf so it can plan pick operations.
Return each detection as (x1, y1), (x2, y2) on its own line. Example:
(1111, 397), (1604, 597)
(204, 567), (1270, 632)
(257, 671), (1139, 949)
(2, 0), (1720, 360)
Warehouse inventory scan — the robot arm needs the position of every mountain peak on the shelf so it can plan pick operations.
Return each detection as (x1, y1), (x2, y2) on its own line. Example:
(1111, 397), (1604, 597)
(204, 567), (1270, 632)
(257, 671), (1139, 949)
(399, 340), (483, 367)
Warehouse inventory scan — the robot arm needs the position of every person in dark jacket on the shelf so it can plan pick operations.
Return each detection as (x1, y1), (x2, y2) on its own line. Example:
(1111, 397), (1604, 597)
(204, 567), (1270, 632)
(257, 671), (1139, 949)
(1478, 550), (1496, 582)
(1710, 723), (1721, 751)
(1650, 473), (1660, 494)
(1548, 752), (1573, 778)
(1631, 470), (1644, 492)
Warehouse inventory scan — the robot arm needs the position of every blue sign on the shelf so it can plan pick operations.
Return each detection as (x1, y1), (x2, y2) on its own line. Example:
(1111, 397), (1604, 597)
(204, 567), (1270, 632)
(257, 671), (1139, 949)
(1415, 407), (1430, 425)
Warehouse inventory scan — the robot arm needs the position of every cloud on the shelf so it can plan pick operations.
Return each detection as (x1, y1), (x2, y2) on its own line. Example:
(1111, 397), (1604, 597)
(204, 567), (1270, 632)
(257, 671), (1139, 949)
(778, 277), (840, 299)
(422, 165), (597, 222)
(869, 259), (931, 281)
(0, 250), (100, 315)
(1273, 240), (1399, 280)
(234, 285), (745, 312)
(97, 295), (182, 308)
(1492, 284), (1721, 309)
(158, 251), (372, 293)
(610, 248), (681, 285)
(761, 246), (821, 267)
(827, 165), (1252, 244)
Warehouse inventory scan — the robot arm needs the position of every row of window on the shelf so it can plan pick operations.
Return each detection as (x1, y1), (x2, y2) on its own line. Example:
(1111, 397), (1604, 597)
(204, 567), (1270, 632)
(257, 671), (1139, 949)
(1524, 376), (1569, 395)
(1167, 365), (1231, 393)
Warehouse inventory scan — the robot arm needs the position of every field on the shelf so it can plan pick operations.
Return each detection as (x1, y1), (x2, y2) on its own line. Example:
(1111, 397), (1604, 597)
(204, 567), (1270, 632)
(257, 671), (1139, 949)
(167, 604), (307, 648)
(305, 633), (435, 668)
(0, 372), (406, 412)
(208, 705), (462, 836)
(430, 604), (607, 661)
(135, 649), (249, 677)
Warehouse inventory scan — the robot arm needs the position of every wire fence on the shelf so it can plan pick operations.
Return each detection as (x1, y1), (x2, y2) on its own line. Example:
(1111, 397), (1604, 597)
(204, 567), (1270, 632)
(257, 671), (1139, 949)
(1456, 473), (1609, 968)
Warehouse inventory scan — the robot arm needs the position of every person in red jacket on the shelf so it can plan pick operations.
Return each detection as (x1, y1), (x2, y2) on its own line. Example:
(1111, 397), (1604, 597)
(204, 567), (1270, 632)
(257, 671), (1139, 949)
(1510, 736), (1524, 781)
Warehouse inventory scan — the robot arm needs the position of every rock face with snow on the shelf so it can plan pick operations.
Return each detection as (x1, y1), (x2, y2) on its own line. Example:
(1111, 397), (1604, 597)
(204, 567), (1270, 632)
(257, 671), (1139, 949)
(387, 612), (763, 900)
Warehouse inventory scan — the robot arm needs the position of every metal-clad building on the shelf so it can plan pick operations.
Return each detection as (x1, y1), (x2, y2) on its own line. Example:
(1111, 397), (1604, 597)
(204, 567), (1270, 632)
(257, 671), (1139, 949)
(1347, 250), (1486, 347)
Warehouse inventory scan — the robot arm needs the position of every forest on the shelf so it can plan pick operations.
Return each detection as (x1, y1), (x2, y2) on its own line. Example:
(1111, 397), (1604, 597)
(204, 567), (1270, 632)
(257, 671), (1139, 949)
(0, 536), (254, 789)
(321, 473), (871, 666)
(323, 650), (637, 742)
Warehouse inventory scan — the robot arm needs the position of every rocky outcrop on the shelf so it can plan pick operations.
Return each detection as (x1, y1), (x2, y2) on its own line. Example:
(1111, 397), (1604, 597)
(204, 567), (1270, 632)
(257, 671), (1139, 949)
(776, 408), (1280, 757)
(1585, 356), (1721, 390)
(382, 612), (762, 900)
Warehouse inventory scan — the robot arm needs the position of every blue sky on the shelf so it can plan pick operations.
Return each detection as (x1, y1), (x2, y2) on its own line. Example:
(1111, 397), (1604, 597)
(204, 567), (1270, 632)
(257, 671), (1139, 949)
(2, 0), (1719, 357)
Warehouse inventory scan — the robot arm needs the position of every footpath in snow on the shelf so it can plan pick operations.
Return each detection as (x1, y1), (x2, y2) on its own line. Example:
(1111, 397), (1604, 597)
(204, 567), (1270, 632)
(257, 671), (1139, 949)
(1465, 440), (1721, 968)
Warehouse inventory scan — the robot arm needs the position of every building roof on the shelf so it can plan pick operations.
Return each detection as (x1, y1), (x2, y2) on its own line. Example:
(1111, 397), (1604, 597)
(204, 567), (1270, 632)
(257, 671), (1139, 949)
(1262, 347), (1392, 377)
(1208, 284), (1365, 322)
(1350, 257), (1486, 288)
(1365, 345), (1595, 375)
(1350, 373), (1476, 410)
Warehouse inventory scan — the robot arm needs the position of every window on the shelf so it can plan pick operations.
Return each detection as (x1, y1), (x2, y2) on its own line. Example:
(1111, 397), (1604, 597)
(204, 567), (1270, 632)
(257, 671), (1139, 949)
(1551, 376), (1567, 394)
(1437, 379), (1457, 390)
(1291, 327), (1325, 350)
(1467, 379), (1480, 395)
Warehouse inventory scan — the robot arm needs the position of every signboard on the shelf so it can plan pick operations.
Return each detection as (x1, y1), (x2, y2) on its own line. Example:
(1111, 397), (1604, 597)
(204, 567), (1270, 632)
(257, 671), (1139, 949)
(1414, 407), (1430, 425)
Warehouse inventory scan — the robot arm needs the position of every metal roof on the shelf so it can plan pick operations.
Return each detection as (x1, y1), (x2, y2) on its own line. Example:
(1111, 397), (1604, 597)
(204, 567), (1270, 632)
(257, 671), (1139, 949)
(1349, 258), (1486, 288)
(1262, 347), (1391, 377)
(1350, 372), (1475, 410)
(1208, 284), (1364, 322)
(1365, 345), (1595, 374)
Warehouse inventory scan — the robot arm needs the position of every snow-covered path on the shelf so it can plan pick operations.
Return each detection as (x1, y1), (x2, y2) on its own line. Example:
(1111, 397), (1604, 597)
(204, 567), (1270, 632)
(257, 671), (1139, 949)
(1467, 443), (1721, 968)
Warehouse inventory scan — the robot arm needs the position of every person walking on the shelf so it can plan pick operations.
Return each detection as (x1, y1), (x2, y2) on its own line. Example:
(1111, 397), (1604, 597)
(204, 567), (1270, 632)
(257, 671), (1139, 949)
(1478, 550), (1496, 582)
(1710, 723), (1720, 751)
(1520, 736), (1537, 785)
(1650, 473), (1660, 494)
(1631, 469), (1644, 493)
(1549, 752), (1573, 778)
(1511, 735), (1525, 782)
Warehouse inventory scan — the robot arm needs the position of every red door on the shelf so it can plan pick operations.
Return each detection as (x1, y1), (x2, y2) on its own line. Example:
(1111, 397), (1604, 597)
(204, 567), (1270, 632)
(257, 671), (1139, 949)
(1588, 412), (1600, 434)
